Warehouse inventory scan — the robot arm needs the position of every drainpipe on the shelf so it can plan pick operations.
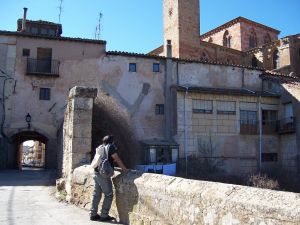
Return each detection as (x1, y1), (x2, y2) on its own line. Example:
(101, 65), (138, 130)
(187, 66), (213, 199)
(258, 95), (262, 172)
(165, 40), (173, 140)
(183, 86), (189, 177)
(22, 8), (28, 32)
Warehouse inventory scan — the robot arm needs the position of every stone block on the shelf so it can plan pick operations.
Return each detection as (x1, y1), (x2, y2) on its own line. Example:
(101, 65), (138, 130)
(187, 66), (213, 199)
(73, 98), (94, 110)
(71, 138), (92, 153)
(69, 86), (97, 99)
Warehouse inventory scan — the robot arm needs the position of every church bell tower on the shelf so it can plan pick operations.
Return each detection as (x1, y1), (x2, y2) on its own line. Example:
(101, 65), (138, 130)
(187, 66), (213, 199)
(163, 0), (200, 58)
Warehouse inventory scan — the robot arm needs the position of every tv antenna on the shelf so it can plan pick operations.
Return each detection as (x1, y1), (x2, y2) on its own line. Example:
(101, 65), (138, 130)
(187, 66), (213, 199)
(95, 12), (102, 40)
(58, 0), (63, 23)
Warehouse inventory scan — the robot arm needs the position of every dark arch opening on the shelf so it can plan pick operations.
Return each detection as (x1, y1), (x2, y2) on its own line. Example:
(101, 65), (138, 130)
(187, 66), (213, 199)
(252, 56), (258, 67)
(92, 94), (140, 169)
(11, 131), (48, 170)
(272, 50), (279, 69)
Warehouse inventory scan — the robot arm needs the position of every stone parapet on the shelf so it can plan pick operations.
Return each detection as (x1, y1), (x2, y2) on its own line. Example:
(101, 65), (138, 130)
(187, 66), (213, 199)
(70, 165), (300, 225)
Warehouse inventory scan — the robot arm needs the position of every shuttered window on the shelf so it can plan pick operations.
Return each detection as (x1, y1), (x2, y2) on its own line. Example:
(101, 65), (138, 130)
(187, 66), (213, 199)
(217, 101), (236, 114)
(192, 100), (213, 114)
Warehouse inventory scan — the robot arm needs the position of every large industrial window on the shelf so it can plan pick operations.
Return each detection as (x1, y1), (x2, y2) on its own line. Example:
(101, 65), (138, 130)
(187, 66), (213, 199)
(217, 101), (236, 115)
(193, 99), (213, 114)
(39, 88), (51, 100)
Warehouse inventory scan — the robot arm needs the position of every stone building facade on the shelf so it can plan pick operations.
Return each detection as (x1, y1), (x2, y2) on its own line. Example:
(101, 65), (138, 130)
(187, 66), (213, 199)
(0, 1), (299, 176)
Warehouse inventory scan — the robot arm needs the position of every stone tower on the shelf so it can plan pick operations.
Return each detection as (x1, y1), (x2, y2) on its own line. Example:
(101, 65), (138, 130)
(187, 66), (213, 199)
(163, 0), (200, 58)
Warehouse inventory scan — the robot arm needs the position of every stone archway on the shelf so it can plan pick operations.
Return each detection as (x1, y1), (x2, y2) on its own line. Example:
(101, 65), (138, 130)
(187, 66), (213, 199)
(11, 131), (48, 170)
(92, 94), (140, 169)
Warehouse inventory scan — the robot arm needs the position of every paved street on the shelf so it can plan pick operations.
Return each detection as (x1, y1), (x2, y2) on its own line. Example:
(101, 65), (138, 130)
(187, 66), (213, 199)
(0, 169), (122, 225)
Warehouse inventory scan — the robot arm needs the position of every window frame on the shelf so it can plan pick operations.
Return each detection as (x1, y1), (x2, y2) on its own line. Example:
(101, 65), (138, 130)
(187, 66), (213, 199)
(192, 99), (213, 114)
(153, 63), (160, 72)
(39, 88), (51, 101)
(155, 104), (164, 115)
(23, 48), (30, 57)
(217, 101), (236, 115)
(129, 63), (137, 72)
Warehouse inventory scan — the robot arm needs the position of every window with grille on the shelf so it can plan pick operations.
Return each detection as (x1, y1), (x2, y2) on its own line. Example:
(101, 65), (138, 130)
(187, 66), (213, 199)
(155, 104), (164, 115)
(23, 49), (30, 57)
(217, 101), (236, 115)
(192, 99), (213, 114)
(39, 88), (51, 100)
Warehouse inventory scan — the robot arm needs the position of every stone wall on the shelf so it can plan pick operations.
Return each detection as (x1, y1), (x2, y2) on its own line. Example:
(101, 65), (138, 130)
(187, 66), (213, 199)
(62, 86), (97, 178)
(70, 165), (300, 225)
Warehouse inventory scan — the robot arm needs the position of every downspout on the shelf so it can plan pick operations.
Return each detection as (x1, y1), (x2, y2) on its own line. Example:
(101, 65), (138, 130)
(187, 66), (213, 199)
(183, 86), (189, 177)
(258, 79), (264, 172)
(258, 95), (262, 172)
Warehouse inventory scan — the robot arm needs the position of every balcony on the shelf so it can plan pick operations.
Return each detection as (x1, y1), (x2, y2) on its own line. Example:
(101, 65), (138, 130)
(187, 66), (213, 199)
(26, 58), (59, 76)
(240, 120), (258, 135)
(278, 117), (296, 134)
(262, 120), (278, 134)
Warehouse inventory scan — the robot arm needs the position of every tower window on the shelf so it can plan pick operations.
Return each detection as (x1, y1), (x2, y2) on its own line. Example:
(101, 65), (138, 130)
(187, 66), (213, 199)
(223, 30), (231, 48)
(249, 29), (258, 48)
(272, 50), (279, 69)
(129, 63), (136, 72)
(252, 56), (258, 67)
(264, 33), (272, 44)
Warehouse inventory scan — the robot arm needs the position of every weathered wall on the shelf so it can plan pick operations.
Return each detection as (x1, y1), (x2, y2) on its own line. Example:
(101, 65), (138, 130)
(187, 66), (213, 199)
(177, 62), (262, 90)
(70, 166), (300, 225)
(176, 91), (281, 175)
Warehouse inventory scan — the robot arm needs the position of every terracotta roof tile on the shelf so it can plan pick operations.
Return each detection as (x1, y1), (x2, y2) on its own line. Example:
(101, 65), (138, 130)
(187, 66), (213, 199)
(0, 30), (106, 44)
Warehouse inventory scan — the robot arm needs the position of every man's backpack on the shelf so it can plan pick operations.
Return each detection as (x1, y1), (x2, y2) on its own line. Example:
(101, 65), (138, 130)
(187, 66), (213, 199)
(98, 144), (114, 178)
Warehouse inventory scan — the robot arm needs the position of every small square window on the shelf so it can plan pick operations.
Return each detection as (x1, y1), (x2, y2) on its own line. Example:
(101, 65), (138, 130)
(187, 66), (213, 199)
(23, 49), (30, 57)
(262, 153), (278, 162)
(39, 88), (51, 100)
(153, 63), (160, 72)
(155, 104), (164, 115)
(31, 27), (38, 34)
(129, 63), (136, 72)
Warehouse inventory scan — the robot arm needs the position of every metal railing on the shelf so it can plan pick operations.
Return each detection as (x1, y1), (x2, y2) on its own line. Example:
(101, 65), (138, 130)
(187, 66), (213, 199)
(26, 58), (59, 75)
(240, 119), (258, 134)
(278, 117), (296, 133)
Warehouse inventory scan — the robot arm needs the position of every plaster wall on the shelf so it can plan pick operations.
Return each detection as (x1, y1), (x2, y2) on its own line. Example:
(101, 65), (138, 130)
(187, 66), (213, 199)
(177, 62), (262, 90)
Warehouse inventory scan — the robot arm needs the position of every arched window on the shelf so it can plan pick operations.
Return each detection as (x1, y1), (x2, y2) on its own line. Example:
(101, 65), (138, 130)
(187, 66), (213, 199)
(208, 37), (213, 43)
(223, 30), (231, 48)
(252, 56), (258, 67)
(264, 33), (272, 44)
(272, 50), (280, 69)
(249, 29), (257, 48)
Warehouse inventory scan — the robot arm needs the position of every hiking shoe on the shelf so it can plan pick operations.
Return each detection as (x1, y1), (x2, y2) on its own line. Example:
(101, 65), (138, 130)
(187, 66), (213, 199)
(100, 215), (116, 221)
(90, 214), (101, 221)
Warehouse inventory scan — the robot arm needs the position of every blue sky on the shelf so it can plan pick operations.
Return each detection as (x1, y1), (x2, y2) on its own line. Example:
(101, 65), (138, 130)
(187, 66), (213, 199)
(1, 0), (299, 53)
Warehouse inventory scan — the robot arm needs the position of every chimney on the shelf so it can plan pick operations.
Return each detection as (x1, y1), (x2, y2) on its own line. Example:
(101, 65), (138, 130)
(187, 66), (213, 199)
(166, 40), (172, 58)
(22, 7), (28, 32)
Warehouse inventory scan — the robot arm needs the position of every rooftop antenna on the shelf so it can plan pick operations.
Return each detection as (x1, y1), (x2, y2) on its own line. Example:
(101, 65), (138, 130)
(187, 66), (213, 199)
(58, 0), (63, 23)
(95, 12), (102, 40)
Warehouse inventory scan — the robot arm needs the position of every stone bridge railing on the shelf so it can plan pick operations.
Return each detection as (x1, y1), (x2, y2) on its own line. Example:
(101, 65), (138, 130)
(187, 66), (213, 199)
(69, 165), (300, 225)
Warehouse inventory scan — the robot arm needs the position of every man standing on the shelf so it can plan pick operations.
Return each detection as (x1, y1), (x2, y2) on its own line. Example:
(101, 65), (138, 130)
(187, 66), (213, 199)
(90, 135), (127, 221)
